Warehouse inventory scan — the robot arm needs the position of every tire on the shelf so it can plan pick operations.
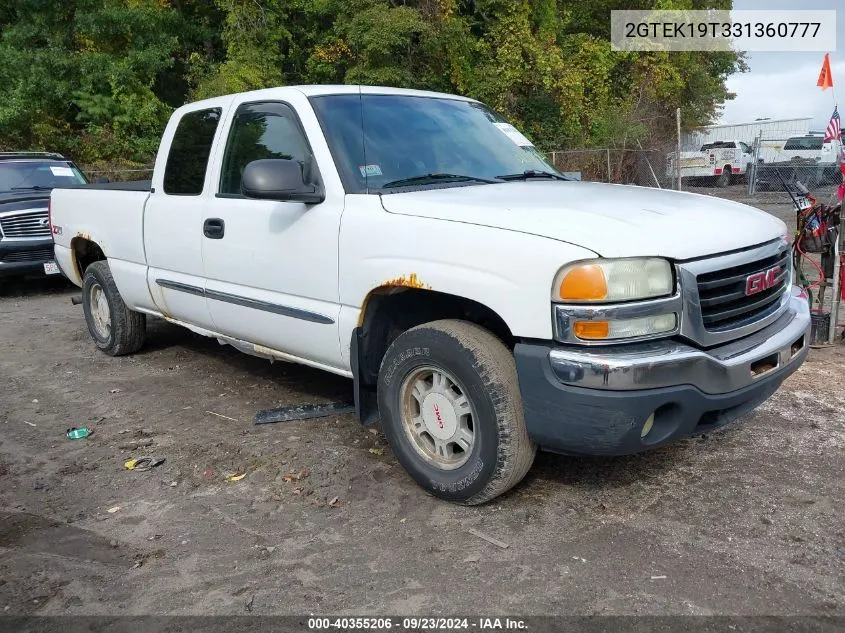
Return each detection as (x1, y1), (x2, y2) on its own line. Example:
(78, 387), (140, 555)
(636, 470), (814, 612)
(81, 260), (146, 356)
(743, 163), (753, 184)
(716, 166), (731, 188)
(377, 319), (536, 505)
(821, 166), (836, 185)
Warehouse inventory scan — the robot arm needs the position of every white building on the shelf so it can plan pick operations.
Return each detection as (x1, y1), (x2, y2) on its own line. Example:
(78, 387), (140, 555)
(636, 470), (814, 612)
(682, 117), (812, 150)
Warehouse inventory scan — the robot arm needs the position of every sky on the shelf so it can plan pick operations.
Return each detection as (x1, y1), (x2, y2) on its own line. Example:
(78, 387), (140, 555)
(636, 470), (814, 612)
(719, 0), (844, 129)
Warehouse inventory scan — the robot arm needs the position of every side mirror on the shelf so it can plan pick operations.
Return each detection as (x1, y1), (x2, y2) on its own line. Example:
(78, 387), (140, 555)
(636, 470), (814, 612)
(241, 159), (324, 204)
(95, 176), (110, 184)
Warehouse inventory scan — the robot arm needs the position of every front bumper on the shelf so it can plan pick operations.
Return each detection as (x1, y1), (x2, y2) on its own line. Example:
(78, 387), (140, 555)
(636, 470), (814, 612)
(515, 286), (810, 456)
(0, 238), (56, 278)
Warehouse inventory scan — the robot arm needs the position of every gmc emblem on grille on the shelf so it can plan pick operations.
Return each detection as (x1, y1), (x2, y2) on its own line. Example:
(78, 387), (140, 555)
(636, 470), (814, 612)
(745, 266), (781, 296)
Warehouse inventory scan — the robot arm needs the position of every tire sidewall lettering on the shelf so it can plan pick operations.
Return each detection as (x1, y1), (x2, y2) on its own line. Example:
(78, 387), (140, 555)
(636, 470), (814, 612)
(430, 456), (484, 493)
(382, 346), (429, 386)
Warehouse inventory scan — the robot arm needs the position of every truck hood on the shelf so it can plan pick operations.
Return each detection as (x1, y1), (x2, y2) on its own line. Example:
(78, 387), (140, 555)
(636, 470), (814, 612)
(379, 181), (786, 260)
(0, 191), (50, 208)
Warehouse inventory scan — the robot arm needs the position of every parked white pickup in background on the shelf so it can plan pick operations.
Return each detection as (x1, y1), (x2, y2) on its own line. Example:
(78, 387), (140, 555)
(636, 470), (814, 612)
(667, 139), (752, 187)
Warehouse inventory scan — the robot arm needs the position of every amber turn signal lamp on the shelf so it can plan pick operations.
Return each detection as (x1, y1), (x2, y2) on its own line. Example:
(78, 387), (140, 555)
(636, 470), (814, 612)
(572, 320), (610, 339)
(559, 264), (607, 301)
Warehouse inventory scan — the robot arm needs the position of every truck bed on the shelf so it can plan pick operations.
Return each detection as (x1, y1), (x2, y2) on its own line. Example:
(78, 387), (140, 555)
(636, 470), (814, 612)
(50, 186), (150, 288)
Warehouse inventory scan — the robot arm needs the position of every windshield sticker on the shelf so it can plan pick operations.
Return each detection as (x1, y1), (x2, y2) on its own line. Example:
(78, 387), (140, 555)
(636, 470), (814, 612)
(49, 166), (74, 177)
(358, 164), (383, 177)
(493, 123), (534, 147)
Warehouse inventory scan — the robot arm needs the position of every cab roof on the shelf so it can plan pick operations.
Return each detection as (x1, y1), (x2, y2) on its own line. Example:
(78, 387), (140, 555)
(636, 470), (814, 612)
(178, 85), (478, 114)
(0, 152), (67, 162)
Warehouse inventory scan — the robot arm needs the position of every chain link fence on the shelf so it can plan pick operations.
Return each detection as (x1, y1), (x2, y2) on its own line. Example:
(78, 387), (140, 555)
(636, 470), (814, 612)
(547, 148), (671, 188)
(747, 136), (842, 195)
(545, 140), (844, 221)
(79, 165), (154, 183)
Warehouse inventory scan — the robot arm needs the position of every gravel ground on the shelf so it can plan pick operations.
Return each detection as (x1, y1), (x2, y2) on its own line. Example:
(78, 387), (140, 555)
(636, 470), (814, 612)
(1, 209), (844, 616)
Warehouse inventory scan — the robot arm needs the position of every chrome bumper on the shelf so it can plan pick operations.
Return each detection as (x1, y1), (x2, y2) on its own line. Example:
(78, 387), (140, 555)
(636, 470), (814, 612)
(548, 285), (810, 395)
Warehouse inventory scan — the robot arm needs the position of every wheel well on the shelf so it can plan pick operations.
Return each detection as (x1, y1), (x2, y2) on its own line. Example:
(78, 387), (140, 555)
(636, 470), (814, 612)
(355, 288), (514, 390)
(71, 238), (106, 278)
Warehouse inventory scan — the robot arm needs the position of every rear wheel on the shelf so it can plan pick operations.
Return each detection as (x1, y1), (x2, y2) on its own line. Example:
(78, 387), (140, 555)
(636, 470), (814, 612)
(717, 166), (732, 187)
(82, 261), (146, 356)
(377, 319), (536, 505)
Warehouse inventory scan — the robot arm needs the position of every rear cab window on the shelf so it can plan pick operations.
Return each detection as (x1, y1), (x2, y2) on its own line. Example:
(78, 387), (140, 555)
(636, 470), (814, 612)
(701, 141), (736, 151)
(783, 137), (824, 151)
(163, 108), (222, 195)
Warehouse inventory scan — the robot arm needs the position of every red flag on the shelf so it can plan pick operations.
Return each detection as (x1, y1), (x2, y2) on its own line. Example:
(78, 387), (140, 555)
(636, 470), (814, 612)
(818, 53), (834, 90)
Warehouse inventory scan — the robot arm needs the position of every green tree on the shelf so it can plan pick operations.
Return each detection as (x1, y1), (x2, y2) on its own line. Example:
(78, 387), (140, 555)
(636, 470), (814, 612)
(0, 0), (746, 168)
(0, 0), (222, 164)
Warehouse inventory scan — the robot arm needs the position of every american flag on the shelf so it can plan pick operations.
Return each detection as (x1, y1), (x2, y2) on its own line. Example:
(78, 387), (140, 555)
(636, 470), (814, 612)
(824, 106), (841, 143)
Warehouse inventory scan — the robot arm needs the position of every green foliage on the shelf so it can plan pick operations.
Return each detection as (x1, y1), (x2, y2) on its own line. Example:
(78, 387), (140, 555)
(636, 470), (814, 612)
(0, 0), (222, 164)
(0, 0), (744, 167)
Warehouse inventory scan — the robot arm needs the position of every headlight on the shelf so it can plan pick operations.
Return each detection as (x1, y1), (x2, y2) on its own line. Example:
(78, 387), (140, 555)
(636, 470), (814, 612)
(552, 258), (673, 303)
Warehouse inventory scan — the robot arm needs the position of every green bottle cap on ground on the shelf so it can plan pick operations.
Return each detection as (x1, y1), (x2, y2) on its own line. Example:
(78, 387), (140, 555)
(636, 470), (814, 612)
(67, 428), (90, 439)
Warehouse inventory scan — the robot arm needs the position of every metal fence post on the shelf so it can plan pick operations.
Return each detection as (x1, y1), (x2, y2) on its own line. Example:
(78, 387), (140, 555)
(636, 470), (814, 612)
(675, 108), (682, 191)
(830, 232), (841, 344)
(748, 130), (761, 196)
(638, 140), (661, 188)
(606, 149), (612, 183)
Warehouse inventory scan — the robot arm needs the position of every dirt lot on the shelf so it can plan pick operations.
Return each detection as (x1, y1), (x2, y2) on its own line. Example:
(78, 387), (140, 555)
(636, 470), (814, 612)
(1, 241), (844, 616)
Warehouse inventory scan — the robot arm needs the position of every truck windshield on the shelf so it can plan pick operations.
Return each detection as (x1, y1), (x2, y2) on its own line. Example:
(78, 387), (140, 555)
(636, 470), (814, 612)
(0, 161), (87, 193)
(309, 94), (561, 193)
(783, 137), (824, 150)
(700, 142), (736, 151)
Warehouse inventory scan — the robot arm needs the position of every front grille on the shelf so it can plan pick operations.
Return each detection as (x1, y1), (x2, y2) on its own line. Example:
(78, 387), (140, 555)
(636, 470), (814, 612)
(696, 247), (791, 331)
(1, 246), (54, 263)
(0, 210), (51, 238)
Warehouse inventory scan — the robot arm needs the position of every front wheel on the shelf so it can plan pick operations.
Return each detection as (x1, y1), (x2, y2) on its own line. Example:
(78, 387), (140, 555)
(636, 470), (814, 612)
(82, 260), (146, 356)
(377, 320), (536, 505)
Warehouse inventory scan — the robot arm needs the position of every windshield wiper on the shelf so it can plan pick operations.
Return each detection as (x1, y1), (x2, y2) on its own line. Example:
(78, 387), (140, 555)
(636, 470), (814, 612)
(495, 170), (568, 181)
(381, 173), (499, 188)
(10, 185), (52, 191)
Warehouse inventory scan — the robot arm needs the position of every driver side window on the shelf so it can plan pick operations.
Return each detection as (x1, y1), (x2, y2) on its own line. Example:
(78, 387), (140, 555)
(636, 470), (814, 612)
(219, 102), (313, 196)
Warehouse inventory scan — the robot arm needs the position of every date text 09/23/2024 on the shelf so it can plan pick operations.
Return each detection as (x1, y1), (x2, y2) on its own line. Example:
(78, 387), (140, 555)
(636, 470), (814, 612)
(307, 617), (528, 630)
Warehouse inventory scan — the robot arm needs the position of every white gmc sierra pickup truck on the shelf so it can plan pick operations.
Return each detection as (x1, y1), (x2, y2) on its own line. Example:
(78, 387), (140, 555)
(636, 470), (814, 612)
(50, 85), (810, 504)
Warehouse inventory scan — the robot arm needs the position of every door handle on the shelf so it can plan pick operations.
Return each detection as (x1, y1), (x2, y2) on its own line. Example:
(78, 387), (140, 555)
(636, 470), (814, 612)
(203, 218), (225, 239)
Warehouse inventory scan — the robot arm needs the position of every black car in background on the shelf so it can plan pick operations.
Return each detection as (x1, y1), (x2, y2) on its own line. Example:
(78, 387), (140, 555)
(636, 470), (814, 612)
(0, 152), (88, 284)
